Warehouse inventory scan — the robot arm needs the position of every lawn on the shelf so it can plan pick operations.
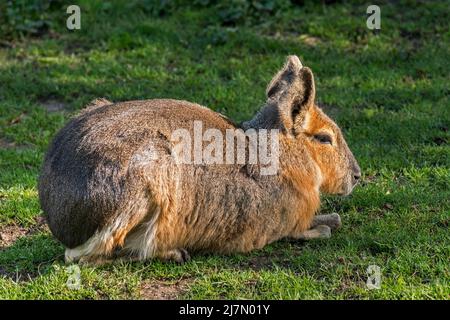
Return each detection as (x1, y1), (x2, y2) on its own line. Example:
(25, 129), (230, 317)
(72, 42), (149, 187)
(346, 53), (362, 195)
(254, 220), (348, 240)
(0, 0), (449, 299)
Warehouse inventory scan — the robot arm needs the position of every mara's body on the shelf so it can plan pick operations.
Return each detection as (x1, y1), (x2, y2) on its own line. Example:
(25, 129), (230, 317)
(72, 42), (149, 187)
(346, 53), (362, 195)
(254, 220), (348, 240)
(39, 56), (360, 264)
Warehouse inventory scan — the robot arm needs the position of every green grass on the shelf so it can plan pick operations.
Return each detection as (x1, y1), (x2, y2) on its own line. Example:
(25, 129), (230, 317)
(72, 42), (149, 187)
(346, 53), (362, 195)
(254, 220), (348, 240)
(0, 0), (449, 299)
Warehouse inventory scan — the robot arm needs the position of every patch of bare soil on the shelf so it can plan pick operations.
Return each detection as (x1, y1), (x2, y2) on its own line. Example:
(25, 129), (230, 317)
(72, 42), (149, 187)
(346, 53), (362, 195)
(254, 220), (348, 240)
(0, 225), (28, 248)
(0, 137), (33, 151)
(245, 255), (278, 271)
(264, 31), (323, 47)
(0, 216), (48, 249)
(299, 34), (322, 47)
(139, 278), (192, 300)
(237, 242), (308, 271)
(0, 137), (17, 149)
(240, 253), (294, 271)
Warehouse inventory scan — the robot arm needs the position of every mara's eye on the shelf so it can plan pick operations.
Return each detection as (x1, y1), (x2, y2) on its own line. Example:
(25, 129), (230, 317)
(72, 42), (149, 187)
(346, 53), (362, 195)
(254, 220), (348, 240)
(314, 134), (332, 145)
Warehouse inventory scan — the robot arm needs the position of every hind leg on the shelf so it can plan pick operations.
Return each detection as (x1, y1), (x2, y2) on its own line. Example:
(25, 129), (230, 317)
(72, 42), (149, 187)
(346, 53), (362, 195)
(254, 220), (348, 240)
(64, 212), (149, 265)
(121, 219), (191, 264)
(64, 233), (118, 265)
(155, 248), (191, 264)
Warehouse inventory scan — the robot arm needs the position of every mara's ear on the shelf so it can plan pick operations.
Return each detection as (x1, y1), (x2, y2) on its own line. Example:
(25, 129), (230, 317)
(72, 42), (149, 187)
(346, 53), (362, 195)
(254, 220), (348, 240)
(266, 55), (303, 99)
(266, 56), (316, 132)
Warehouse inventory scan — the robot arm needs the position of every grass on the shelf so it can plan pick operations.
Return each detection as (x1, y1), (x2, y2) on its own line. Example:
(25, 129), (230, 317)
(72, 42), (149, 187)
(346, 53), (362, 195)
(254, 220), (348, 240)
(0, 0), (449, 299)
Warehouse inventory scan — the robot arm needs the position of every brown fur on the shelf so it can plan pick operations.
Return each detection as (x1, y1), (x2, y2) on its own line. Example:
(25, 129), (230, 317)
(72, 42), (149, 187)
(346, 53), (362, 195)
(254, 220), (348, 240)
(38, 55), (360, 264)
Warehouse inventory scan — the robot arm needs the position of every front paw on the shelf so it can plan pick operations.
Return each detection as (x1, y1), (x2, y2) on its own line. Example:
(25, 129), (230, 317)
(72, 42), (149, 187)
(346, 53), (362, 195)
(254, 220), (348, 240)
(311, 213), (341, 231)
(296, 224), (331, 240)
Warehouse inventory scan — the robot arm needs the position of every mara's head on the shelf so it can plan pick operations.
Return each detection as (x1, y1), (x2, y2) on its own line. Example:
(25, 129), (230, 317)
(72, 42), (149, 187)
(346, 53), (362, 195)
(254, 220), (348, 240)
(248, 55), (361, 195)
